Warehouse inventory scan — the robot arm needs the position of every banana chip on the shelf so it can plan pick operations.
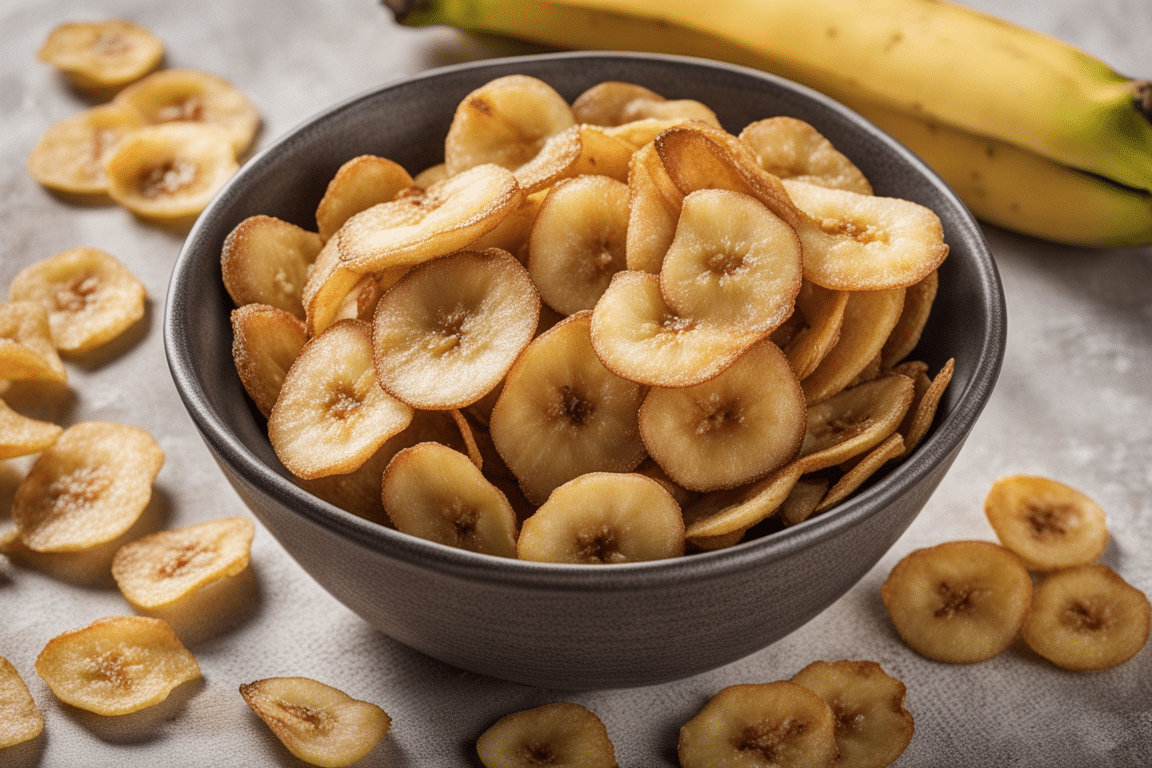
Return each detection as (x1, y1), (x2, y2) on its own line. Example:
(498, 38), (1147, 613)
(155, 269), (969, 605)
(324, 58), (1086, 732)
(13, 421), (164, 552)
(104, 123), (239, 220)
(984, 474), (1108, 572)
(240, 676), (391, 768)
(572, 80), (719, 128)
(799, 373), (915, 473)
(740, 116), (873, 195)
(315, 154), (415, 242)
(9, 246), (146, 354)
(624, 141), (684, 274)
(111, 516), (256, 608)
(221, 215), (323, 319)
(231, 304), (308, 419)
(0, 656), (43, 748)
(114, 68), (260, 155)
(790, 659), (914, 768)
(37, 19), (163, 92)
(26, 104), (145, 194)
(678, 681), (838, 768)
(0, 301), (67, 383)
(35, 616), (200, 716)
(0, 397), (62, 460)
(477, 701), (618, 768)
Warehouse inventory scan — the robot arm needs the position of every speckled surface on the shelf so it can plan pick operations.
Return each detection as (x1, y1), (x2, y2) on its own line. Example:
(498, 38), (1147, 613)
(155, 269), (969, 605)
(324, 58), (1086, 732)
(1, 1), (1150, 766)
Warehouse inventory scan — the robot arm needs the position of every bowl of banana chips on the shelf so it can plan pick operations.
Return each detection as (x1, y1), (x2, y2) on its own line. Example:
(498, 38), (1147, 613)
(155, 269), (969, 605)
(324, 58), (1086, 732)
(166, 51), (1004, 688)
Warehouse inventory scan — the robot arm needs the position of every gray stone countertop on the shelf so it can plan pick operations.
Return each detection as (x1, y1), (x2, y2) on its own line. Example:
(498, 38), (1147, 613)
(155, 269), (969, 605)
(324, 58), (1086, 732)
(1, 0), (1149, 765)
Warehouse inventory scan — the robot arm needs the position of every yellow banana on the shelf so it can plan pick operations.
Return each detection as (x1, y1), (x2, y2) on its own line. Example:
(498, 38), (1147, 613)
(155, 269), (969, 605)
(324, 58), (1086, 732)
(384, 0), (1152, 247)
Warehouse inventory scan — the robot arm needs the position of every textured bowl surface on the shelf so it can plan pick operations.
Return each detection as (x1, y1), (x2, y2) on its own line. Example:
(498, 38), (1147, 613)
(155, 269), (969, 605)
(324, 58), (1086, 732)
(165, 51), (1005, 689)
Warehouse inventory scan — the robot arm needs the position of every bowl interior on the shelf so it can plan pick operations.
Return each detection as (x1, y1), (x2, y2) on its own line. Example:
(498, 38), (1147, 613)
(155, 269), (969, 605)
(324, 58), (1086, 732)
(164, 51), (1004, 683)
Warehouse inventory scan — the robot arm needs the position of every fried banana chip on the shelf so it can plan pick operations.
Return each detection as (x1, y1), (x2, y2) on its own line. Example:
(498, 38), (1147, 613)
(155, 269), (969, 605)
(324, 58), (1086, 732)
(678, 681), (838, 768)
(37, 19), (163, 92)
(35, 616), (200, 716)
(371, 249), (539, 409)
(231, 304), (308, 419)
(880, 270), (938, 370)
(0, 397), (62, 460)
(476, 701), (618, 768)
(517, 472), (684, 564)
(881, 540), (1032, 664)
(114, 68), (260, 156)
(0, 301), (67, 383)
(660, 187), (802, 336)
(104, 123), (239, 220)
(0, 656), (44, 748)
(301, 238), (407, 339)
(527, 175), (630, 315)
(790, 659), (914, 768)
(812, 432), (905, 515)
(315, 154), (415, 242)
(13, 421), (164, 552)
(799, 373), (915, 473)
(336, 163), (522, 273)
(740, 116), (873, 195)
(111, 516), (256, 609)
(268, 319), (413, 479)
(572, 80), (719, 128)
(444, 74), (575, 177)
(624, 141), (684, 274)
(589, 270), (761, 388)
(801, 287), (906, 405)
(778, 476), (832, 527)
(682, 461), (804, 542)
(897, 357), (953, 456)
(240, 676), (390, 768)
(9, 246), (146, 354)
(26, 104), (145, 194)
(221, 215), (322, 319)
(489, 311), (646, 506)
(382, 442), (518, 557)
(1021, 564), (1150, 671)
(639, 340), (806, 492)
(782, 179), (949, 292)
(984, 474), (1109, 572)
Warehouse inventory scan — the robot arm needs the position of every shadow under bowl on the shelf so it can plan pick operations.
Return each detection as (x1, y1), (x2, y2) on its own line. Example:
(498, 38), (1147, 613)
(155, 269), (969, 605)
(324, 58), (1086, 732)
(164, 51), (1005, 689)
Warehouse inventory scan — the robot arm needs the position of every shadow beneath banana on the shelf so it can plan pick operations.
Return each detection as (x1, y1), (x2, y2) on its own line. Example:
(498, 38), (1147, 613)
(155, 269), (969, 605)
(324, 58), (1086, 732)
(63, 675), (205, 745)
(143, 564), (263, 647)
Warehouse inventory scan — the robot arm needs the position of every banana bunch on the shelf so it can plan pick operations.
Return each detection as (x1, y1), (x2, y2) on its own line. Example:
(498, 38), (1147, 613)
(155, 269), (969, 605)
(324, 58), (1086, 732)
(383, 0), (1152, 248)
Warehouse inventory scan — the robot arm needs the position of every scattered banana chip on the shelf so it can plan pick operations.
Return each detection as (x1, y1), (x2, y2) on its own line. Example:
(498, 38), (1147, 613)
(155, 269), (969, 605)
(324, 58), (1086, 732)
(639, 339), (807, 492)
(371, 249), (539, 409)
(13, 421), (164, 552)
(0, 397), (62, 460)
(336, 163), (522, 273)
(1021, 563), (1151, 671)
(240, 676), (390, 768)
(660, 187), (802, 335)
(444, 74), (575, 177)
(114, 68), (260, 156)
(221, 215), (323, 319)
(984, 474), (1109, 572)
(231, 303), (308, 419)
(382, 442), (518, 557)
(527, 174), (630, 315)
(0, 656), (43, 748)
(0, 301), (68, 384)
(268, 319), (413, 479)
(476, 701), (618, 768)
(740, 116), (873, 195)
(35, 615), (200, 716)
(881, 540), (1032, 664)
(790, 659), (914, 768)
(9, 246), (146, 354)
(517, 472), (684, 564)
(26, 104), (145, 194)
(111, 516), (256, 609)
(678, 681), (838, 768)
(490, 311), (647, 505)
(37, 19), (164, 92)
(104, 122), (239, 220)
(315, 154), (415, 242)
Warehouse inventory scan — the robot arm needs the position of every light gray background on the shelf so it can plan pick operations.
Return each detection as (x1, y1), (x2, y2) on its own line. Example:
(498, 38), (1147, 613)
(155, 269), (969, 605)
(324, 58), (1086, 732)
(1, 1), (1149, 765)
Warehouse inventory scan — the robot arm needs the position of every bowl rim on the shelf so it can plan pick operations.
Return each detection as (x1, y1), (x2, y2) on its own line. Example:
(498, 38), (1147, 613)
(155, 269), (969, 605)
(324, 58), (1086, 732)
(164, 49), (1006, 592)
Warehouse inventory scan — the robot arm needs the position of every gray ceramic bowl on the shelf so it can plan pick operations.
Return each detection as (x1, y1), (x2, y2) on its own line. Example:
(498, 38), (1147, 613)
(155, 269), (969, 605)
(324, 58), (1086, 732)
(165, 51), (1005, 689)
